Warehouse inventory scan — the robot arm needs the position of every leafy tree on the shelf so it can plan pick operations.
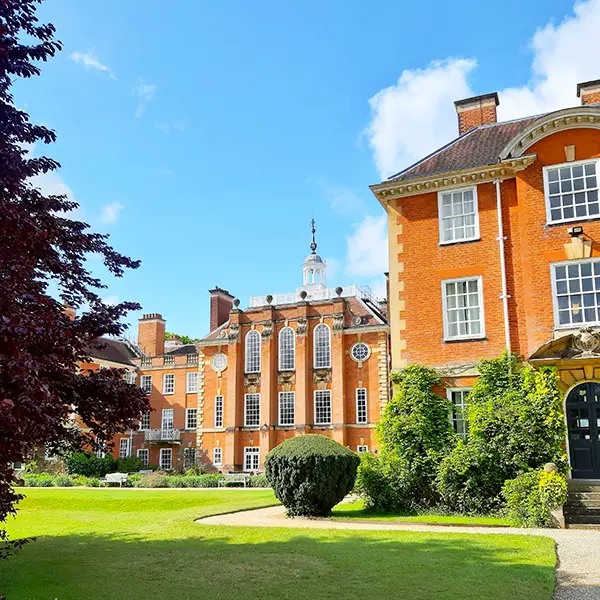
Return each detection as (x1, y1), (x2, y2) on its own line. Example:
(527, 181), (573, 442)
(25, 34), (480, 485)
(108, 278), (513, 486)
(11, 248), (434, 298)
(437, 352), (566, 513)
(356, 365), (455, 511)
(0, 0), (149, 555)
(165, 332), (199, 345)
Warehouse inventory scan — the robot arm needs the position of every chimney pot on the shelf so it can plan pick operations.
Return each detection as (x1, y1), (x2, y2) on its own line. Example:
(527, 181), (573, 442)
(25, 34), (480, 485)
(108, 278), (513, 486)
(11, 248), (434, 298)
(454, 92), (499, 136)
(577, 79), (600, 105)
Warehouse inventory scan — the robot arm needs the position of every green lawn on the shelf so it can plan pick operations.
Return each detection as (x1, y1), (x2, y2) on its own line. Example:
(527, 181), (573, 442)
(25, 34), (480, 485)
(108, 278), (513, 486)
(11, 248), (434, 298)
(0, 488), (556, 600)
(332, 499), (511, 526)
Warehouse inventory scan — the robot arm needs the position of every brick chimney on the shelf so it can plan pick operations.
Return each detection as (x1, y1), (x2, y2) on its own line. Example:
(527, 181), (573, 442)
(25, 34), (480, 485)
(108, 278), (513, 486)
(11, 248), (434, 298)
(209, 287), (234, 332)
(454, 92), (499, 136)
(62, 302), (76, 321)
(577, 79), (600, 105)
(138, 313), (166, 357)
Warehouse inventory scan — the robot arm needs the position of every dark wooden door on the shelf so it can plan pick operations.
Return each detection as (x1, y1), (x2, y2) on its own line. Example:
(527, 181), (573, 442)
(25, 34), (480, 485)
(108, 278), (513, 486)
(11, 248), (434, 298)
(566, 382), (600, 479)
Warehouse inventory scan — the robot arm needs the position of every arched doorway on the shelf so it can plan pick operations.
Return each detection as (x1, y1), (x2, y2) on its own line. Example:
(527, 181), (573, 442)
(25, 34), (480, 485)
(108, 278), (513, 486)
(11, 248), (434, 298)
(566, 382), (600, 479)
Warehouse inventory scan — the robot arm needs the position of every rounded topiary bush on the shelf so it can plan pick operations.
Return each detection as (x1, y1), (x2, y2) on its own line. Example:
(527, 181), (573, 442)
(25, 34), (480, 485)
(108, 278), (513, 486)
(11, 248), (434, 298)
(264, 434), (360, 517)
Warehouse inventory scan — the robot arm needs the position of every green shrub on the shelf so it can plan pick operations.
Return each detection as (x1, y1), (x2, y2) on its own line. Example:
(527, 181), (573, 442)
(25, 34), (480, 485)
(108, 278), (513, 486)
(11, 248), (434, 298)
(54, 476), (73, 487)
(502, 469), (568, 527)
(67, 452), (117, 478)
(126, 474), (144, 487)
(249, 474), (269, 488)
(116, 456), (144, 473)
(136, 472), (170, 488)
(357, 366), (455, 512)
(184, 465), (206, 476)
(437, 353), (566, 513)
(265, 435), (360, 517)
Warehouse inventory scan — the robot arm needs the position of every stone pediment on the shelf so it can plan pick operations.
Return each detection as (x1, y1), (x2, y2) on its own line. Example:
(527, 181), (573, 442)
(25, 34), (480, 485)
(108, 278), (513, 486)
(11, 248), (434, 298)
(530, 326), (600, 361)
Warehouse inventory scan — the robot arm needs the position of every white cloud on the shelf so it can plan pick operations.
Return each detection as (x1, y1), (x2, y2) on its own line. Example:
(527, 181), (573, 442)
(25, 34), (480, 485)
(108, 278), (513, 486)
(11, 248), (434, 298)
(345, 213), (388, 278)
(70, 51), (116, 80)
(324, 257), (340, 281)
(102, 295), (120, 306)
(100, 202), (124, 224)
(324, 185), (365, 216)
(135, 78), (156, 118)
(155, 119), (188, 133)
(365, 59), (475, 179)
(364, 0), (600, 179)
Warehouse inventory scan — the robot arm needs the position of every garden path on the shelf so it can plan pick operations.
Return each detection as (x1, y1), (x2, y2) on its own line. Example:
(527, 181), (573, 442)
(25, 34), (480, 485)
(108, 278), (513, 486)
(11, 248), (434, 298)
(198, 505), (600, 599)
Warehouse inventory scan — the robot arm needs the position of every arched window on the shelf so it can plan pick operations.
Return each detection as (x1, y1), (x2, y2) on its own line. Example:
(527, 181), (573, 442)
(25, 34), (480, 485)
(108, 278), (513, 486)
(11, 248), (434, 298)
(313, 323), (331, 369)
(279, 327), (295, 371)
(245, 330), (261, 373)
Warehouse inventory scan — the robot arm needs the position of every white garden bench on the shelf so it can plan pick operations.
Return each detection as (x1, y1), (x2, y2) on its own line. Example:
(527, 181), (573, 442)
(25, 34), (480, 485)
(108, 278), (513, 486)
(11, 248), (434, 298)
(218, 473), (251, 488)
(99, 472), (129, 487)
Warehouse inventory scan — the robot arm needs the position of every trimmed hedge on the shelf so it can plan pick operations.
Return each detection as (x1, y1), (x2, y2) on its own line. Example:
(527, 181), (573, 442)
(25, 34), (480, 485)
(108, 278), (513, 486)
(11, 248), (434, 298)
(18, 473), (269, 489)
(265, 434), (360, 517)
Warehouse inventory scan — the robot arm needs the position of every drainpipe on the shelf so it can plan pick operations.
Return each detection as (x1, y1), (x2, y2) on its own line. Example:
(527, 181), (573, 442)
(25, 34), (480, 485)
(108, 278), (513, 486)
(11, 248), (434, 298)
(495, 179), (511, 352)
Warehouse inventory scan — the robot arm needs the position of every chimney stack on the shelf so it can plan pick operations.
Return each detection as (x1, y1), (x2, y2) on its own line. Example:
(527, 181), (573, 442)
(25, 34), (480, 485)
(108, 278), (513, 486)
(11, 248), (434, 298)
(209, 287), (234, 332)
(577, 79), (600, 105)
(62, 302), (76, 321)
(454, 92), (499, 136)
(138, 313), (166, 357)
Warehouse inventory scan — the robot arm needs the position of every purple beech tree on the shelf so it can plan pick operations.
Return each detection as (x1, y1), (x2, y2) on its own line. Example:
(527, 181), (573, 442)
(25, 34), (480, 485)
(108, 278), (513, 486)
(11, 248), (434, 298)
(0, 0), (149, 555)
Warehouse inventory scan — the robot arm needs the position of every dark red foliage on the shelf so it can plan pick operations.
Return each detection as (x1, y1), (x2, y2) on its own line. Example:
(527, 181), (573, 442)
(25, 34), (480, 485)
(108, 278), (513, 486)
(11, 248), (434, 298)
(0, 0), (149, 547)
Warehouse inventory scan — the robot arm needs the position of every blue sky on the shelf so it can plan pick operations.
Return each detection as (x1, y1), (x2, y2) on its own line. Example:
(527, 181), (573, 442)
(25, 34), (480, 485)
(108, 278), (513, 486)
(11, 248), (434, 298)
(17, 0), (600, 339)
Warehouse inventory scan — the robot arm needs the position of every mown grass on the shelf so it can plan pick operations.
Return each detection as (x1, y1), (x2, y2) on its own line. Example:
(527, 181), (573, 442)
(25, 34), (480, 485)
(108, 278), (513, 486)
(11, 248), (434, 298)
(331, 499), (511, 526)
(0, 488), (555, 600)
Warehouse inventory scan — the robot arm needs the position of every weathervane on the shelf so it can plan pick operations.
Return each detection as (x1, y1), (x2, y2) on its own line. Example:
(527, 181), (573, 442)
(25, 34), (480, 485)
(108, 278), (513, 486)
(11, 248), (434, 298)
(310, 218), (317, 253)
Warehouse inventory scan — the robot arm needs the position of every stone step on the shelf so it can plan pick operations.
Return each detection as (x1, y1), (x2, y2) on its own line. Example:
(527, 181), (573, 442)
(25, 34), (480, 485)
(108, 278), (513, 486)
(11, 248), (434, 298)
(566, 499), (600, 509)
(568, 481), (600, 493)
(563, 506), (600, 516)
(568, 492), (600, 501)
(566, 523), (600, 530)
(565, 514), (600, 525)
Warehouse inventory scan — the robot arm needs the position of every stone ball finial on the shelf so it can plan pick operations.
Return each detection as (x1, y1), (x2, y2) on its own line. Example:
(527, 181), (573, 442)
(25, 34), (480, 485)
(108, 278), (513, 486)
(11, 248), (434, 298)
(335, 286), (343, 297)
(233, 298), (240, 308)
(543, 462), (558, 473)
(299, 290), (308, 300)
(266, 294), (273, 304)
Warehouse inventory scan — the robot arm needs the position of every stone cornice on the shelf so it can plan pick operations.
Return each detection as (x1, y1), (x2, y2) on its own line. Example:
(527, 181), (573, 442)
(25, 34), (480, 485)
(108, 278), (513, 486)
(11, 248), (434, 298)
(370, 154), (536, 206)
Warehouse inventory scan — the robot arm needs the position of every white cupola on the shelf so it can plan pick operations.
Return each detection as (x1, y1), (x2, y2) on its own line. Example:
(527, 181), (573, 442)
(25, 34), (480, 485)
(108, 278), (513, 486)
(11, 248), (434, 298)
(300, 219), (327, 288)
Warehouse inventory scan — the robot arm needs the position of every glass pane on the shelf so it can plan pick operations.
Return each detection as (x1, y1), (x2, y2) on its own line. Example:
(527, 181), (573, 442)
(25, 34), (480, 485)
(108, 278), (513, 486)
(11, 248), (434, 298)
(555, 265), (566, 279)
(585, 163), (596, 175)
(564, 206), (574, 219)
(548, 168), (559, 182)
(549, 182), (560, 195)
(560, 167), (571, 180)
(573, 165), (584, 178)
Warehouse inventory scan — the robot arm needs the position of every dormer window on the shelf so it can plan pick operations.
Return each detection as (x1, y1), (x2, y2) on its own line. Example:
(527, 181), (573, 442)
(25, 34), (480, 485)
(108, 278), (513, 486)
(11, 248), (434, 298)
(438, 187), (479, 244)
(544, 160), (599, 224)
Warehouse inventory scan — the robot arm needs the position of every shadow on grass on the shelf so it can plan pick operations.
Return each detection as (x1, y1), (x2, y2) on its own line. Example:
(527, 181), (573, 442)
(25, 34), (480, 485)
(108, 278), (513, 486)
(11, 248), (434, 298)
(0, 529), (555, 600)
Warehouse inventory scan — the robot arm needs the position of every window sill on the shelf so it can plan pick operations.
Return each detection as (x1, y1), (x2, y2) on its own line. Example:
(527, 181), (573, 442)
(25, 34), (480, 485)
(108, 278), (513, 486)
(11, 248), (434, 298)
(312, 424), (333, 429)
(443, 336), (487, 344)
(439, 237), (480, 247)
(546, 216), (600, 228)
(276, 425), (296, 429)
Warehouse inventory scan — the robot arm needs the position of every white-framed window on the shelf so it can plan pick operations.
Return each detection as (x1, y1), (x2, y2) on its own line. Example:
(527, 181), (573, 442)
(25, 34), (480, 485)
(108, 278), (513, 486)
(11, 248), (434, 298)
(278, 326), (295, 371)
(161, 408), (174, 431)
(243, 447), (260, 472)
(160, 448), (172, 470)
(442, 276), (485, 340)
(186, 372), (198, 393)
(357, 445), (369, 453)
(119, 437), (130, 458)
(438, 187), (479, 244)
(245, 330), (261, 373)
(544, 159), (600, 224)
(185, 408), (197, 430)
(244, 393), (260, 427)
(552, 258), (600, 327)
(447, 388), (470, 440)
(356, 388), (368, 424)
(163, 373), (175, 395)
(140, 374), (152, 395)
(213, 447), (223, 466)
(350, 342), (370, 363)
(314, 390), (332, 425)
(214, 395), (224, 428)
(123, 371), (137, 384)
(95, 441), (107, 459)
(137, 448), (149, 467)
(183, 447), (196, 470)
(314, 323), (331, 369)
(278, 391), (295, 426)
(139, 411), (151, 431)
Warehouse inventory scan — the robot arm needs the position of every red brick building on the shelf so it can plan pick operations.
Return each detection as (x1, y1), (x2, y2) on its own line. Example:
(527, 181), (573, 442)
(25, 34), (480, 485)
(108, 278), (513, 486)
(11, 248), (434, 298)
(371, 79), (600, 480)
(113, 225), (389, 472)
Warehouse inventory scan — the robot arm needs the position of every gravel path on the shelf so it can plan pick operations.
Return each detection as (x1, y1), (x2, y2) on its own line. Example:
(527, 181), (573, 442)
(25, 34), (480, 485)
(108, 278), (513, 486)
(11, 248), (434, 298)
(198, 505), (600, 599)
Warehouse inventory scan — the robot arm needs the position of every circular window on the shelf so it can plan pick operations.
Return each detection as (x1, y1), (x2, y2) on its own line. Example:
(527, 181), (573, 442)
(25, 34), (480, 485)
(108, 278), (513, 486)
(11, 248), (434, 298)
(351, 342), (370, 363)
(211, 353), (228, 372)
